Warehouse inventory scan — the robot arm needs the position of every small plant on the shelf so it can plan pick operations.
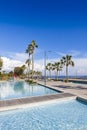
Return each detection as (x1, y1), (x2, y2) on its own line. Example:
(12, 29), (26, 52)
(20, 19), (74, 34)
(64, 79), (69, 83)
(25, 79), (37, 84)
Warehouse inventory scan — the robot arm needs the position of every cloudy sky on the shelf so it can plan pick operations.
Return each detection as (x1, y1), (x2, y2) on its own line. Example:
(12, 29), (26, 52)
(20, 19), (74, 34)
(0, 0), (87, 76)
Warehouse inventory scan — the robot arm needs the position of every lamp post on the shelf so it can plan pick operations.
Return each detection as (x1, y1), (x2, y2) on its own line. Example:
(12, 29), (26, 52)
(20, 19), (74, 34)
(76, 69), (77, 79)
(44, 51), (46, 85)
(44, 51), (51, 85)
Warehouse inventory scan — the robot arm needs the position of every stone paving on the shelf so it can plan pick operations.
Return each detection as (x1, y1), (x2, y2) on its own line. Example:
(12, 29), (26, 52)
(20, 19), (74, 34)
(37, 79), (87, 100)
(0, 93), (76, 111)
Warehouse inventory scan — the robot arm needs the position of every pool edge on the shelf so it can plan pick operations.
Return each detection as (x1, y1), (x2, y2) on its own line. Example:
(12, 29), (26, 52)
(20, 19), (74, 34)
(0, 93), (76, 112)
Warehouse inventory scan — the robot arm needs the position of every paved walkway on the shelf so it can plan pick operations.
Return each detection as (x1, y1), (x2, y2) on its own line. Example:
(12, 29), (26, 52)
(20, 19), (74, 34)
(37, 79), (87, 100)
(0, 93), (76, 111)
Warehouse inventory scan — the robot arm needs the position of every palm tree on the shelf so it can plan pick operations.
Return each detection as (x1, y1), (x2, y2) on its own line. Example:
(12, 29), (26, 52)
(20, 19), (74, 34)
(46, 63), (53, 79)
(51, 63), (56, 79)
(54, 62), (62, 80)
(31, 40), (38, 79)
(26, 59), (31, 78)
(26, 44), (32, 59)
(35, 71), (42, 79)
(26, 43), (33, 79)
(61, 55), (74, 82)
(0, 57), (3, 73)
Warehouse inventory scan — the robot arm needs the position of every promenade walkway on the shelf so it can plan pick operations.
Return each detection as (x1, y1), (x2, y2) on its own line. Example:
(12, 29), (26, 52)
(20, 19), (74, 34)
(37, 79), (87, 100)
(0, 93), (76, 111)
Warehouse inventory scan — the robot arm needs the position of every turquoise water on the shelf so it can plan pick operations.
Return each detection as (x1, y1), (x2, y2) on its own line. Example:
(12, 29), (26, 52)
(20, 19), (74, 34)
(0, 100), (87, 130)
(0, 81), (58, 100)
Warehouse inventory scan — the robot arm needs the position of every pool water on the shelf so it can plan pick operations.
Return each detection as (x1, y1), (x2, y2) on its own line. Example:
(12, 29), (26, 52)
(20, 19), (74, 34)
(0, 81), (58, 100)
(0, 100), (87, 130)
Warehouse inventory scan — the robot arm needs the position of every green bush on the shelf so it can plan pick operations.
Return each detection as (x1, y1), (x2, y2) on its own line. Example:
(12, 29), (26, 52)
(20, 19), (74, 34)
(25, 79), (37, 84)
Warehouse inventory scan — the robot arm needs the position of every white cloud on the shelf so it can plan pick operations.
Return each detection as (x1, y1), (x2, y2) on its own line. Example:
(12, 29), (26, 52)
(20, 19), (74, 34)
(36, 57), (87, 76)
(2, 57), (24, 72)
(73, 58), (87, 75)
(68, 50), (80, 57)
(56, 50), (80, 57)
(56, 52), (66, 57)
(1, 56), (87, 75)
(1, 50), (87, 76)
(0, 51), (27, 62)
(1, 56), (44, 72)
(12, 53), (27, 62)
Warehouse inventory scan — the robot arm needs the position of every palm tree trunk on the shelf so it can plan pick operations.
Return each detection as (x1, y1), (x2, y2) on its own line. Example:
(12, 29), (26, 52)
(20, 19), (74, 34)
(32, 52), (34, 79)
(56, 70), (58, 80)
(55, 71), (56, 79)
(27, 65), (29, 79)
(50, 70), (51, 79)
(28, 55), (30, 79)
(49, 70), (51, 79)
(66, 66), (68, 82)
(28, 64), (30, 79)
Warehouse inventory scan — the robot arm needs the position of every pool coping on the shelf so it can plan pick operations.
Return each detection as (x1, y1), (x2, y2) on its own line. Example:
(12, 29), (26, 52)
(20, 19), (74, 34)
(76, 96), (87, 104)
(0, 93), (76, 112)
(38, 81), (87, 100)
(0, 81), (87, 112)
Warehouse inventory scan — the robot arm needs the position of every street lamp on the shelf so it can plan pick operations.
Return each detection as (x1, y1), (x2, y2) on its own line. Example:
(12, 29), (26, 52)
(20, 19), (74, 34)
(44, 51), (46, 85)
(44, 51), (51, 85)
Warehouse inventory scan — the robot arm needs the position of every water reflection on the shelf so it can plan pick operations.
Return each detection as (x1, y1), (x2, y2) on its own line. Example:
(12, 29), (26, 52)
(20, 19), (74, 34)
(0, 81), (58, 100)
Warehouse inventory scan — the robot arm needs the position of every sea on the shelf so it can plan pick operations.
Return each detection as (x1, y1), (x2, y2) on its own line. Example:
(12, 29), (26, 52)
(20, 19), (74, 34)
(44, 75), (87, 79)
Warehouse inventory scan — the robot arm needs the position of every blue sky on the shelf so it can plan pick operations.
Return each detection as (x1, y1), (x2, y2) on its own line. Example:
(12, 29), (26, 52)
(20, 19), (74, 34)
(0, 0), (87, 75)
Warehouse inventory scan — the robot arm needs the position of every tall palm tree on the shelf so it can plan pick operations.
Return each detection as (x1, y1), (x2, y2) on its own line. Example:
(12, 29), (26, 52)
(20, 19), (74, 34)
(61, 55), (74, 82)
(35, 71), (42, 79)
(31, 40), (38, 79)
(26, 59), (31, 78)
(46, 63), (53, 79)
(54, 62), (62, 80)
(26, 44), (32, 59)
(51, 63), (56, 79)
(26, 43), (33, 79)
(26, 40), (38, 79)
(0, 57), (3, 73)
